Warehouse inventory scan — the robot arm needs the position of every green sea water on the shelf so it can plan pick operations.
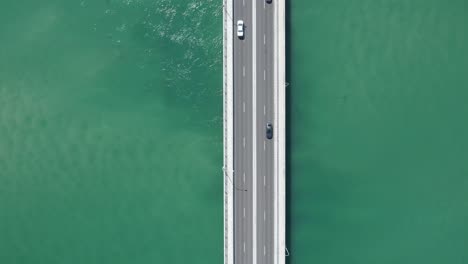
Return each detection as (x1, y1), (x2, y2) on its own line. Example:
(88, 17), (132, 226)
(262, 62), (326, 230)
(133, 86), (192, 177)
(2, 0), (468, 263)
(289, 0), (468, 263)
(0, 0), (222, 263)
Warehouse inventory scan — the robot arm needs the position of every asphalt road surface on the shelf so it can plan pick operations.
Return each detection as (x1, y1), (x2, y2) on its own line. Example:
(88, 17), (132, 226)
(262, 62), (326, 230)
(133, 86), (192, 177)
(233, 0), (274, 263)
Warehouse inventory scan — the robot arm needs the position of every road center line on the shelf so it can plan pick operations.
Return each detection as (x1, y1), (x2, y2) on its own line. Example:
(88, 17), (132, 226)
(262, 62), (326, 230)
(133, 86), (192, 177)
(243, 172), (245, 183)
(264, 141), (266, 151)
(264, 175), (266, 186)
(264, 70), (266, 80)
(252, 0), (258, 262)
(243, 207), (245, 218)
(243, 137), (245, 148)
(243, 66), (245, 77)
(264, 105), (266, 115)
(264, 34), (266, 45)
(243, 102), (245, 113)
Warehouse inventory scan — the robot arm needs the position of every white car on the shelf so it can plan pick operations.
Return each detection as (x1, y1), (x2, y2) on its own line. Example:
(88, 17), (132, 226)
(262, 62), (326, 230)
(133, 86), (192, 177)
(237, 20), (244, 38)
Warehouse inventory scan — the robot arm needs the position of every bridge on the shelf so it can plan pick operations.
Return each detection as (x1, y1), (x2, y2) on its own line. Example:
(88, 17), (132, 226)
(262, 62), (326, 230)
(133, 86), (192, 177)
(223, 0), (286, 263)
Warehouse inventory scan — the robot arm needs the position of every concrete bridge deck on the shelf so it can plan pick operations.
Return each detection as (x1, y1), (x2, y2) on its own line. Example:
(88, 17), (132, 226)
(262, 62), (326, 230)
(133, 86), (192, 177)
(223, 0), (285, 263)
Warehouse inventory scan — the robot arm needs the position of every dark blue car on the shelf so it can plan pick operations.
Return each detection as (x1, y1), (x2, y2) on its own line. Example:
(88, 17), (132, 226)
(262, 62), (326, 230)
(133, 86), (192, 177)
(266, 123), (273, 139)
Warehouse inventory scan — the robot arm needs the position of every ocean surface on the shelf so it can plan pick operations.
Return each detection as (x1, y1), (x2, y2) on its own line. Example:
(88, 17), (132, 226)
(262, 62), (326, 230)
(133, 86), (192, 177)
(0, 0), (223, 263)
(289, 1), (468, 263)
(1, 0), (468, 263)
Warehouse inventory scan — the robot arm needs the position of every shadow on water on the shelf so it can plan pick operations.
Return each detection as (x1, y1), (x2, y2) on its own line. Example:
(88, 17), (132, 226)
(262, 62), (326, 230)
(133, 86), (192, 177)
(285, 0), (292, 263)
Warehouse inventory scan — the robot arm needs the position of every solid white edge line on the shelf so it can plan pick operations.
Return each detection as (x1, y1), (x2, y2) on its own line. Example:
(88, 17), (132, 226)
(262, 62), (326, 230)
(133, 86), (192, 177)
(252, 0), (257, 262)
(273, 0), (279, 262)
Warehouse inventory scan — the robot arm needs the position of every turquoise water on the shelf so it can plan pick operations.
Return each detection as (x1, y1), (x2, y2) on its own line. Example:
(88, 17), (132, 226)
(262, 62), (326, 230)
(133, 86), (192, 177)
(289, 1), (468, 263)
(2, 0), (468, 263)
(0, 1), (222, 263)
